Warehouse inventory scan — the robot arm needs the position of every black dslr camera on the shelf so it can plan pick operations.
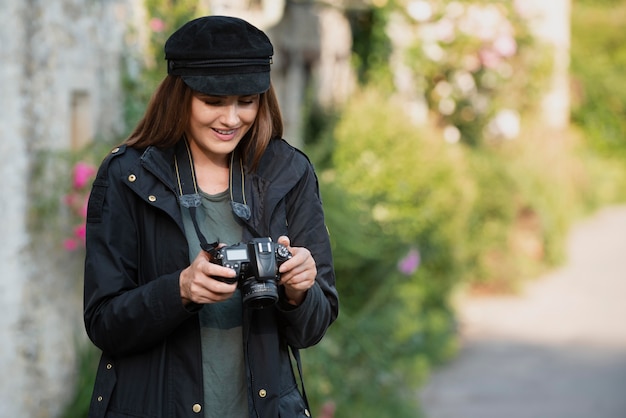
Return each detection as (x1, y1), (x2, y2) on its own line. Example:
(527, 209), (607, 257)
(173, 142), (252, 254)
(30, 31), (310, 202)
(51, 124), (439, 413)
(209, 237), (292, 309)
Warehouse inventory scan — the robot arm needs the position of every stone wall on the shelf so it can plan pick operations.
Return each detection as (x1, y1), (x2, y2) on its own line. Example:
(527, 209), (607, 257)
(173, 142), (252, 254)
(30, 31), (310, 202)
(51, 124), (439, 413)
(0, 0), (142, 416)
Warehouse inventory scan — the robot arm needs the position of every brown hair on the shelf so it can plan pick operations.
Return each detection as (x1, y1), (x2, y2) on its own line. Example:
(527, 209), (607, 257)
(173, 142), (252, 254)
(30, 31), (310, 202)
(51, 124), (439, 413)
(124, 75), (284, 171)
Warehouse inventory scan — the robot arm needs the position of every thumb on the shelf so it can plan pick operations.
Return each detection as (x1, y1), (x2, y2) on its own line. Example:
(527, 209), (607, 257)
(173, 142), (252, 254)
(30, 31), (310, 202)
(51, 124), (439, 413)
(277, 235), (290, 248)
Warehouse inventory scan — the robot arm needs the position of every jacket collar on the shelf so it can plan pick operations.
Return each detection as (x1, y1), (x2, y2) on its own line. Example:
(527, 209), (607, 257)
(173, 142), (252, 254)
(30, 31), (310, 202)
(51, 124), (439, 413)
(139, 145), (179, 193)
(136, 139), (307, 238)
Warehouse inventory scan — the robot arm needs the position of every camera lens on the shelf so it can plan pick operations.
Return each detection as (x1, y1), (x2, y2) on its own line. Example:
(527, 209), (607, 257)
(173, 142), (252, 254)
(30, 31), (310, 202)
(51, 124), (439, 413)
(241, 277), (278, 309)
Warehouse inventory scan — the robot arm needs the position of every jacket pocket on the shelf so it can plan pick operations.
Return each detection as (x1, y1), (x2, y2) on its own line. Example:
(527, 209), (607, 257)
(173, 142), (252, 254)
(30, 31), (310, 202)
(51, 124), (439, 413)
(278, 384), (311, 418)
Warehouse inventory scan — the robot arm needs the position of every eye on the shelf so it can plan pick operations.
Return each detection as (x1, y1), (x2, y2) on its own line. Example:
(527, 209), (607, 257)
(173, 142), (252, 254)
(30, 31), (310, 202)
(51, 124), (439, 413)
(202, 98), (222, 106)
(194, 94), (221, 105)
(239, 95), (259, 105)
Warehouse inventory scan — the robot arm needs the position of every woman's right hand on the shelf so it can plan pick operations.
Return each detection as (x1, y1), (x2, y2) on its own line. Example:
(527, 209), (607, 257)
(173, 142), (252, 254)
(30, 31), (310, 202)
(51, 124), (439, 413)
(179, 250), (238, 305)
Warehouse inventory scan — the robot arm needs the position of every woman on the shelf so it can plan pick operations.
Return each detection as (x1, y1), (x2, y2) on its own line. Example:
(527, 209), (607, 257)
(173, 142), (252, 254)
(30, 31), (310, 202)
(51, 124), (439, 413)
(83, 15), (338, 418)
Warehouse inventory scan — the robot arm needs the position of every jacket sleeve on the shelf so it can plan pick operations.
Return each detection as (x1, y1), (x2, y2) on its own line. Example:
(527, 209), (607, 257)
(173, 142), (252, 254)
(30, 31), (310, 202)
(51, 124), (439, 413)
(276, 157), (339, 348)
(83, 150), (197, 356)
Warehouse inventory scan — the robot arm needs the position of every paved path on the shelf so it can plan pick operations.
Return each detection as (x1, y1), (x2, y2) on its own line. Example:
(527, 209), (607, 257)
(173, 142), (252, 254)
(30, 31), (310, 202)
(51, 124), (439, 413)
(419, 205), (626, 418)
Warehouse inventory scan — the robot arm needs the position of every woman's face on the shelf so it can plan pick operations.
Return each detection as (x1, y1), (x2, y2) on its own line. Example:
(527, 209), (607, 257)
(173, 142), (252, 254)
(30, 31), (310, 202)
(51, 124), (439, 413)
(186, 93), (260, 164)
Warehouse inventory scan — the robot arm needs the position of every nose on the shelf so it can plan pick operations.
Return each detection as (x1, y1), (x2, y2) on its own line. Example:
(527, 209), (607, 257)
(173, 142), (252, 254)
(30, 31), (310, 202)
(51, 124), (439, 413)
(221, 103), (241, 127)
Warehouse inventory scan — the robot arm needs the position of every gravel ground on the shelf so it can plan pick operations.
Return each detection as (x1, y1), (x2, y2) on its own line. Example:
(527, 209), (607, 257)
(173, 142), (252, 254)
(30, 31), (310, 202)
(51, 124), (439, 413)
(419, 205), (626, 418)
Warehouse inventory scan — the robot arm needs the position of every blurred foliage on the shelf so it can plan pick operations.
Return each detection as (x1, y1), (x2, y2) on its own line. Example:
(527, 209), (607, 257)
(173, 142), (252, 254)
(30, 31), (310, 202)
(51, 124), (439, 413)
(347, 4), (395, 89)
(29, 139), (118, 251)
(60, 344), (100, 418)
(403, 1), (552, 146)
(304, 89), (465, 416)
(460, 124), (601, 290)
(570, 0), (626, 160)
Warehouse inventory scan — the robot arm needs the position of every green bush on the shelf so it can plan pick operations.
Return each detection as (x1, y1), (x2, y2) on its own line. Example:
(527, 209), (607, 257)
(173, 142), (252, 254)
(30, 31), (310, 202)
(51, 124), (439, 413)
(458, 124), (595, 291)
(61, 344), (100, 418)
(571, 1), (626, 160)
(304, 88), (468, 416)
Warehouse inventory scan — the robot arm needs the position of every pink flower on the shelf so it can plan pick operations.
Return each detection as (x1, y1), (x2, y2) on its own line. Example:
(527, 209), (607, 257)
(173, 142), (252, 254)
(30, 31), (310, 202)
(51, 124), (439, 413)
(493, 35), (517, 57)
(63, 238), (78, 251)
(74, 224), (86, 240)
(398, 248), (421, 276)
(150, 18), (166, 33)
(479, 48), (501, 69)
(319, 401), (336, 418)
(73, 162), (96, 189)
(63, 193), (77, 207)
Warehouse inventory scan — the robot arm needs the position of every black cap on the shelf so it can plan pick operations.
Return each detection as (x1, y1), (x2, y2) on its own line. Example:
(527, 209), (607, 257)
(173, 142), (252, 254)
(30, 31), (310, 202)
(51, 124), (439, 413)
(165, 16), (273, 96)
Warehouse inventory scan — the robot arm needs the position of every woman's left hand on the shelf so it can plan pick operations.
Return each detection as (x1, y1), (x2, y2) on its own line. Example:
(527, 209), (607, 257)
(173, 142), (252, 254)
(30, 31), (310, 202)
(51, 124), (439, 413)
(277, 236), (317, 306)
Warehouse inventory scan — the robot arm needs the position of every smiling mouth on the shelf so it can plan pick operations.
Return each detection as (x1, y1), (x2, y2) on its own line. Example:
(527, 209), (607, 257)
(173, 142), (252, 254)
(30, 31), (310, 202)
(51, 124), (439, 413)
(213, 128), (236, 135)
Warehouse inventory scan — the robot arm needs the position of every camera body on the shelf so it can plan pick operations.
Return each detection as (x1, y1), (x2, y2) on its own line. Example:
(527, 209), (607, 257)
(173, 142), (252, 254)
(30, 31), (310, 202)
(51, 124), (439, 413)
(211, 237), (292, 308)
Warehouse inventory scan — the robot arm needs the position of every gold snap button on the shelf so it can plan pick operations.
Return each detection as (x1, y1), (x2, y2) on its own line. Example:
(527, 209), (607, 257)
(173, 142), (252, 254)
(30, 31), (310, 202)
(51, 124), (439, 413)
(148, 195), (157, 202)
(192, 403), (202, 413)
(97, 396), (103, 402)
(258, 389), (267, 398)
(111, 147), (120, 153)
(106, 363), (112, 370)
(128, 174), (136, 182)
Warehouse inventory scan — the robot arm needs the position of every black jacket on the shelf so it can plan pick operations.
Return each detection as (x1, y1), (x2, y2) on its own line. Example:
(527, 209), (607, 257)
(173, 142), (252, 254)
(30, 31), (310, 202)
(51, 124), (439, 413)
(84, 139), (338, 418)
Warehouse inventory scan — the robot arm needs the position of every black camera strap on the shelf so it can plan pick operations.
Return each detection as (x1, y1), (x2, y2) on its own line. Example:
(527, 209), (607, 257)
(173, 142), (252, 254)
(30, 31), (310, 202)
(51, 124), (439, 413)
(290, 346), (310, 412)
(227, 148), (253, 226)
(174, 139), (217, 254)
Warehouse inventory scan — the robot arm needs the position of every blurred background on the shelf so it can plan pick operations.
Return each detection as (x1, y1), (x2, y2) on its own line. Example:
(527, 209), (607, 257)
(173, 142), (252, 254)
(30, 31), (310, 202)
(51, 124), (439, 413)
(1, 0), (625, 417)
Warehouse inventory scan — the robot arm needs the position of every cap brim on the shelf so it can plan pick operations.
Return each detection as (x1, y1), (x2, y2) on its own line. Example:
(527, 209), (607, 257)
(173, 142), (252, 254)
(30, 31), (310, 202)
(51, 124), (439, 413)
(182, 72), (270, 96)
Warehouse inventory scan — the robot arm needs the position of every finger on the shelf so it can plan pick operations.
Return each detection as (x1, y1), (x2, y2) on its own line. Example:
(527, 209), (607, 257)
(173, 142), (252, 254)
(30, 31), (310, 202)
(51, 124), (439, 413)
(189, 262), (237, 290)
(197, 256), (238, 279)
(208, 265), (238, 281)
(280, 264), (316, 286)
(277, 235), (290, 248)
(193, 277), (238, 303)
(280, 252), (316, 279)
(207, 279), (238, 296)
(282, 276), (314, 293)
(279, 246), (306, 272)
(280, 262), (308, 281)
